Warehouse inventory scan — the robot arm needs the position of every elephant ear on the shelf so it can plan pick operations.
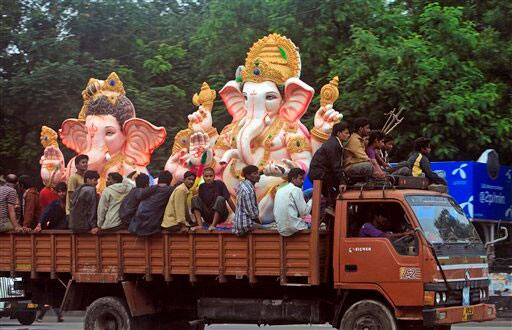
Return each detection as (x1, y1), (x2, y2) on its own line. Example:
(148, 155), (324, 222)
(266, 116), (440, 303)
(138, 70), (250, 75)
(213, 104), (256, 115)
(279, 78), (315, 123)
(60, 119), (89, 154)
(219, 80), (246, 121)
(122, 118), (167, 167)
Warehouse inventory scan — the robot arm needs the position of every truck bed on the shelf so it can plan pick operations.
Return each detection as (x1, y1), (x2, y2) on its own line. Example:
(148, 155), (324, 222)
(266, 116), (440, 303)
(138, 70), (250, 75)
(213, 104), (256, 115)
(0, 229), (329, 285)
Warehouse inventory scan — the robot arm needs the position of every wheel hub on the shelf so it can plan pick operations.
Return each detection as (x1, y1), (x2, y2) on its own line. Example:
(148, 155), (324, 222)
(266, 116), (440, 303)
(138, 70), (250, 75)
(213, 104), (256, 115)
(354, 314), (382, 330)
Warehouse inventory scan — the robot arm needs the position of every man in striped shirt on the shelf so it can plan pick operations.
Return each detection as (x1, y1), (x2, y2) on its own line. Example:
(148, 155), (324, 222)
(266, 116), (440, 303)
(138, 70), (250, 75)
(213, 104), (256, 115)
(233, 165), (260, 236)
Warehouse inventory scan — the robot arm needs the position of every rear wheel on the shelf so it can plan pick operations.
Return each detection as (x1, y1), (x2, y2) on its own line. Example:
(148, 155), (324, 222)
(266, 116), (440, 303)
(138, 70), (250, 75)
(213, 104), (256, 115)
(340, 299), (397, 330)
(84, 296), (138, 330)
(15, 310), (37, 325)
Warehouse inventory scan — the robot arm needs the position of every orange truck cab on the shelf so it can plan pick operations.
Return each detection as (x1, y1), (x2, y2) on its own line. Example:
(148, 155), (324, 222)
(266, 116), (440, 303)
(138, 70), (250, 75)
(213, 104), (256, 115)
(333, 186), (496, 328)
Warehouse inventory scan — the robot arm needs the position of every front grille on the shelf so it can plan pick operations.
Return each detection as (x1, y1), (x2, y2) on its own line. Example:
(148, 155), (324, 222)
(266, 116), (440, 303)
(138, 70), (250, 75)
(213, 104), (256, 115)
(446, 288), (482, 306)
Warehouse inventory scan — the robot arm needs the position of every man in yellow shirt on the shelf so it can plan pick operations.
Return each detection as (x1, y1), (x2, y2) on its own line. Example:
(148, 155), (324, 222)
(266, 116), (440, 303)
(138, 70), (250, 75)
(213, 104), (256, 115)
(161, 171), (197, 232)
(66, 155), (88, 216)
(343, 117), (373, 180)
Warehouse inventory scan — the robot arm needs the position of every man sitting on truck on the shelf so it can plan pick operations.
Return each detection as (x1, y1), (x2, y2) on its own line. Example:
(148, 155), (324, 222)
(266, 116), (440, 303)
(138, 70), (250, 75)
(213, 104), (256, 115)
(162, 171), (197, 233)
(309, 122), (350, 203)
(366, 130), (386, 179)
(119, 172), (149, 226)
(192, 167), (235, 231)
(69, 170), (100, 234)
(97, 172), (133, 232)
(343, 117), (373, 181)
(359, 212), (414, 239)
(233, 165), (260, 236)
(407, 137), (447, 185)
(128, 170), (174, 236)
(274, 168), (312, 236)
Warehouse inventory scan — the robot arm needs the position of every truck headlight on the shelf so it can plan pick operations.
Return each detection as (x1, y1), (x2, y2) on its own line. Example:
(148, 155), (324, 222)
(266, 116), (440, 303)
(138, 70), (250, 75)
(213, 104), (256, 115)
(441, 292), (447, 303)
(435, 292), (441, 305)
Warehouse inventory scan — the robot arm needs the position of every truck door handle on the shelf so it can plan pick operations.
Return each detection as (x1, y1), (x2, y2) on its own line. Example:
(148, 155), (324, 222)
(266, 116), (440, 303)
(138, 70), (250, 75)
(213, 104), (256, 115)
(345, 264), (357, 272)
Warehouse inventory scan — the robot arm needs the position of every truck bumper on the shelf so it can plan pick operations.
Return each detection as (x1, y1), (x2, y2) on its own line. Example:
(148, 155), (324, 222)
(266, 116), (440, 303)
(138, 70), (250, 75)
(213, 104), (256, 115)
(423, 303), (496, 326)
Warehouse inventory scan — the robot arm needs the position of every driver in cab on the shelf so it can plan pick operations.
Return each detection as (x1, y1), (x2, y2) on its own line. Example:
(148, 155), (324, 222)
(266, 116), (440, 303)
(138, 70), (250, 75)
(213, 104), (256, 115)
(359, 212), (414, 239)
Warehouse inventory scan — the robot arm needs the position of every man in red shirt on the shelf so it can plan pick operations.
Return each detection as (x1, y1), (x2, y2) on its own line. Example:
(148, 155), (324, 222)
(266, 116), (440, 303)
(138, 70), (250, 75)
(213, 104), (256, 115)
(39, 185), (59, 210)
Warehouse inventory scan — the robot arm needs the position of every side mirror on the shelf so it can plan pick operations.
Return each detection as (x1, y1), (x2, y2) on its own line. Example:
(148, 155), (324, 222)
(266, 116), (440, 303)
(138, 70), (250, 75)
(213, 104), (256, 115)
(485, 226), (509, 247)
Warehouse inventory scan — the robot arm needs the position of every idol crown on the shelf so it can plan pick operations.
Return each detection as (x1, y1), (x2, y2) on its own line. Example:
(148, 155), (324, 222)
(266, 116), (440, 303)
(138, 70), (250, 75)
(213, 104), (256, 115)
(79, 72), (125, 120)
(241, 33), (301, 86)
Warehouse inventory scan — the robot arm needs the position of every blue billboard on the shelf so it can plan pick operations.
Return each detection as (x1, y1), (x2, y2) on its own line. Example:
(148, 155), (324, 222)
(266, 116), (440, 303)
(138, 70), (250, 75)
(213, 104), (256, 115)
(431, 161), (512, 222)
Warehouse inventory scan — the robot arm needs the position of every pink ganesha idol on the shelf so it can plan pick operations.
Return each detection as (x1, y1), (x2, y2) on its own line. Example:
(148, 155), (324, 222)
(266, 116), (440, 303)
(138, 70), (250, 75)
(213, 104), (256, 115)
(166, 33), (343, 223)
(39, 72), (167, 191)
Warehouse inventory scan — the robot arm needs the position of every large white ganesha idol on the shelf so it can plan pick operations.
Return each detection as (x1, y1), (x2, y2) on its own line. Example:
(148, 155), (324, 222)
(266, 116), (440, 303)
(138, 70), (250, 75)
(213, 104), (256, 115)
(166, 34), (343, 222)
(40, 73), (167, 191)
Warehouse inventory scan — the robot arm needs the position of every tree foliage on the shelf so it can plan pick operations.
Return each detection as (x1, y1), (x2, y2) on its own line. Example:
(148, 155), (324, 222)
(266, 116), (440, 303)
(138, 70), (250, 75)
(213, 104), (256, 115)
(1, 0), (511, 176)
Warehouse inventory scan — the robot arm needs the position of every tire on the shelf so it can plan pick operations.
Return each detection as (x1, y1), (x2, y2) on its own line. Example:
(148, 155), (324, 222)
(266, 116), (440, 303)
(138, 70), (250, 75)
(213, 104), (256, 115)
(340, 299), (397, 330)
(84, 296), (137, 330)
(16, 310), (37, 325)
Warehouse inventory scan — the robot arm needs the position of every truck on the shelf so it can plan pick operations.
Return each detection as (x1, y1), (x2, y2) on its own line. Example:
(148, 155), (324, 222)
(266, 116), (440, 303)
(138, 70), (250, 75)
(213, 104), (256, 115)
(0, 276), (39, 325)
(431, 153), (512, 317)
(0, 180), (497, 329)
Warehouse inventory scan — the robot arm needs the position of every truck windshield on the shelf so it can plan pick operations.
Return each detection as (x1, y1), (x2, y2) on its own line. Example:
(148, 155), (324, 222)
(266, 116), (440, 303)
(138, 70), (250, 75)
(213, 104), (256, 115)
(406, 195), (481, 244)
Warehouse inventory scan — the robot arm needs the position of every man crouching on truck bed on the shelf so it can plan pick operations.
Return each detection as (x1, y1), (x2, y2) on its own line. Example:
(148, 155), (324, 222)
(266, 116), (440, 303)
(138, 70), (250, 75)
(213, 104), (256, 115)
(162, 171), (197, 233)
(233, 165), (261, 236)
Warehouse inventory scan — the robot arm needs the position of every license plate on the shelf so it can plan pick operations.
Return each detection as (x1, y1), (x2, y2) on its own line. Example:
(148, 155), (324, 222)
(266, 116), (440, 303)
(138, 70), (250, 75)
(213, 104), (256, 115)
(462, 306), (474, 321)
(27, 303), (38, 309)
(462, 286), (470, 306)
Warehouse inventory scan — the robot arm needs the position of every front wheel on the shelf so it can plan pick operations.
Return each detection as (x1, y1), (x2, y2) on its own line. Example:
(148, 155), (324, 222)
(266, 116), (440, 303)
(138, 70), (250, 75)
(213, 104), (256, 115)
(84, 296), (137, 330)
(340, 299), (397, 330)
(16, 310), (37, 325)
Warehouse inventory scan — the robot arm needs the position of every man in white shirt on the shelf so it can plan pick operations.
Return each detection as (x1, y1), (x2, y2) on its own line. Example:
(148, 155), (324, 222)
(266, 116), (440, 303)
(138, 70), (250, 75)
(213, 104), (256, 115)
(274, 168), (312, 236)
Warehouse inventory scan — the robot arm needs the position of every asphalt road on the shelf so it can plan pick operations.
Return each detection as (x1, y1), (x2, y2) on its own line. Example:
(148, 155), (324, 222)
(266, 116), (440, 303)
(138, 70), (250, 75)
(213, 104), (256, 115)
(0, 316), (510, 330)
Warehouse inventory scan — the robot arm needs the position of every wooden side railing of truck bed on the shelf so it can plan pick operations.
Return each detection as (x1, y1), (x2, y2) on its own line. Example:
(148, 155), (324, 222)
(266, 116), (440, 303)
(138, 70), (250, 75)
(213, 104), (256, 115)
(0, 181), (329, 286)
(0, 230), (327, 285)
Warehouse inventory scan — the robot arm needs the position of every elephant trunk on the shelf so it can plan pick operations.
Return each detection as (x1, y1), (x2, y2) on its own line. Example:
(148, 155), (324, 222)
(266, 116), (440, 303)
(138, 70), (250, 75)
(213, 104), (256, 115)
(237, 117), (267, 166)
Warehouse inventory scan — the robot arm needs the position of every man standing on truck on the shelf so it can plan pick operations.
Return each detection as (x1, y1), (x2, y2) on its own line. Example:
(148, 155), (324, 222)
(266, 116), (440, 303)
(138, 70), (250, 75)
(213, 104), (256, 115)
(0, 178), (22, 232)
(34, 182), (68, 231)
(19, 175), (41, 229)
(407, 137), (447, 185)
(309, 122), (350, 203)
(162, 171), (197, 232)
(128, 170), (173, 236)
(274, 168), (312, 236)
(97, 172), (133, 232)
(69, 170), (100, 234)
(233, 165), (260, 236)
(66, 154), (89, 216)
(119, 172), (149, 226)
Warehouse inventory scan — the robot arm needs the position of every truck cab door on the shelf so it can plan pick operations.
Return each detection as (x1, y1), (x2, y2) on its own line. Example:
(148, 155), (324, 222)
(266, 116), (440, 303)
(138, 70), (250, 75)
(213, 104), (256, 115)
(334, 200), (424, 307)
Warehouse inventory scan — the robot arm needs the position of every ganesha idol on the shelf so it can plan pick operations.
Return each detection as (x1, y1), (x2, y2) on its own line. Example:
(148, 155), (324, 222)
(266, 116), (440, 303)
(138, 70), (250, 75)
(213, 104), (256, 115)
(166, 33), (343, 223)
(39, 72), (166, 191)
